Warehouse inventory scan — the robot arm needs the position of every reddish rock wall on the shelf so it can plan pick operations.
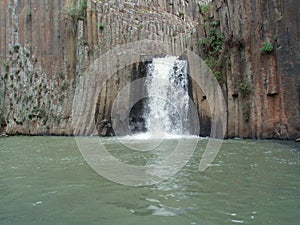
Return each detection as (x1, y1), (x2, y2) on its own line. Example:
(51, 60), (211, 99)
(0, 0), (76, 135)
(202, 0), (300, 139)
(0, 0), (299, 139)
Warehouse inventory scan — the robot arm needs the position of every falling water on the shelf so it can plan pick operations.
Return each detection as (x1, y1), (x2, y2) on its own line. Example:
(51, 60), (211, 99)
(144, 56), (190, 137)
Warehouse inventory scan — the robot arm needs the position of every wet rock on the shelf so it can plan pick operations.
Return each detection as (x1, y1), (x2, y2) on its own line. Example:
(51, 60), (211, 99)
(99, 120), (114, 137)
(129, 116), (146, 133)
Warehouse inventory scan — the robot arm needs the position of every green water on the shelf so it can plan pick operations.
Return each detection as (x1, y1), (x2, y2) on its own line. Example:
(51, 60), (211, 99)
(0, 137), (299, 225)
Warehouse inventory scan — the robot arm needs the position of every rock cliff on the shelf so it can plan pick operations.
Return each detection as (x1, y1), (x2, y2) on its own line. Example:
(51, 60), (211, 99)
(0, 0), (299, 139)
(199, 0), (300, 139)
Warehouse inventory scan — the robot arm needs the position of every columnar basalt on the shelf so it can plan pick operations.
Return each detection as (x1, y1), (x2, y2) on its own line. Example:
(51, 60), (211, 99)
(197, 0), (300, 139)
(0, 0), (299, 139)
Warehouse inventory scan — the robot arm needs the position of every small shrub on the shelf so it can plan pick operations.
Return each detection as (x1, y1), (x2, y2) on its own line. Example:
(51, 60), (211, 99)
(239, 82), (252, 98)
(259, 41), (273, 53)
(239, 81), (252, 122)
(178, 11), (184, 20)
(226, 56), (231, 67)
(1, 59), (9, 73)
(137, 24), (143, 30)
(58, 71), (65, 79)
(242, 102), (251, 122)
(64, 0), (87, 34)
(198, 19), (225, 84)
(210, 20), (220, 27)
(98, 23), (105, 31)
(60, 83), (68, 91)
(59, 95), (65, 102)
(64, 1), (87, 19)
(27, 73), (32, 82)
(201, 5), (209, 14)
(13, 45), (20, 53)
(78, 0), (87, 20)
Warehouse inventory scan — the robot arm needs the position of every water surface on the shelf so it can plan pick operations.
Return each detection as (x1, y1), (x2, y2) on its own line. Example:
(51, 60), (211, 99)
(0, 137), (299, 224)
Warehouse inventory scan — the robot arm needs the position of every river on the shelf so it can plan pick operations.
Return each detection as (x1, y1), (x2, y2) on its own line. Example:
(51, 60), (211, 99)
(0, 136), (299, 224)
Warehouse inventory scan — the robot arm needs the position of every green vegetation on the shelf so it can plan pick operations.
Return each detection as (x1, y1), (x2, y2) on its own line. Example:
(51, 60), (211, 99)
(0, 60), (6, 126)
(58, 71), (65, 79)
(59, 95), (65, 102)
(97, 23), (105, 31)
(178, 11), (185, 20)
(226, 56), (231, 67)
(242, 102), (251, 122)
(64, 0), (87, 20)
(137, 9), (148, 14)
(210, 19), (220, 27)
(259, 41), (273, 53)
(203, 57), (223, 82)
(79, 0), (88, 16)
(239, 82), (253, 98)
(197, 2), (224, 82)
(60, 83), (68, 91)
(197, 4), (209, 14)
(2, 59), (9, 74)
(18, 109), (29, 120)
(202, 5), (209, 13)
(239, 81), (253, 122)
(198, 19), (225, 82)
(64, 0), (87, 34)
(24, 6), (31, 23)
(137, 24), (143, 30)
(13, 45), (20, 53)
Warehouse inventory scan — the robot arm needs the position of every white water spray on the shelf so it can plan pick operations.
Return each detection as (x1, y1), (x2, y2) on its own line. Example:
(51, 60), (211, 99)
(144, 56), (190, 137)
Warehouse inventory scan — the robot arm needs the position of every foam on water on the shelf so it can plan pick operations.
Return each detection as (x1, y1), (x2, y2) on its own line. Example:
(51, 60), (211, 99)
(118, 132), (201, 141)
(143, 56), (190, 137)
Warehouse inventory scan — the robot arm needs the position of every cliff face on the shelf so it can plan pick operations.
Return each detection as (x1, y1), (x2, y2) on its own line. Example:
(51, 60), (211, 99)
(0, 0), (299, 139)
(201, 0), (300, 139)
(0, 0), (76, 135)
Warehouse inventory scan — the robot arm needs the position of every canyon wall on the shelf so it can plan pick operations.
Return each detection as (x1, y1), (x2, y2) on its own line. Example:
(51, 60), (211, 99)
(0, 0), (75, 135)
(200, 0), (300, 139)
(0, 0), (299, 139)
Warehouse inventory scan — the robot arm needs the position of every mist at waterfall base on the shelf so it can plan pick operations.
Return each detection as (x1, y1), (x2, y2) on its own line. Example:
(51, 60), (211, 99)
(127, 56), (196, 140)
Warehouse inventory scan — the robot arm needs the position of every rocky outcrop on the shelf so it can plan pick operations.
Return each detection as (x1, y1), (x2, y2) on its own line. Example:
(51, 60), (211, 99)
(0, 0), (75, 135)
(198, 0), (300, 139)
(0, 0), (299, 139)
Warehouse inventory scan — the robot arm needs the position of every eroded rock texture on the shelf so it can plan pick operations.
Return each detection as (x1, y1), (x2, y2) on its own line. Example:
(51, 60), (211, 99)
(202, 0), (300, 139)
(0, 0), (75, 135)
(0, 0), (299, 139)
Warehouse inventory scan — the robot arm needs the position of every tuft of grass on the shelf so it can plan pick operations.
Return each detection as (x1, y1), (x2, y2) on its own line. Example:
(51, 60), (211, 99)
(64, 0), (87, 34)
(259, 41), (273, 53)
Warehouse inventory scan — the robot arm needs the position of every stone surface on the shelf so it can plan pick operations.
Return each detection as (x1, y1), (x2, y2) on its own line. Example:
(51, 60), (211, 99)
(203, 0), (300, 139)
(0, 0), (299, 139)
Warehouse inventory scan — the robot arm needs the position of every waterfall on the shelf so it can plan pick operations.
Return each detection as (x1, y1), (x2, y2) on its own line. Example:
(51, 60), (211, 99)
(143, 56), (190, 137)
